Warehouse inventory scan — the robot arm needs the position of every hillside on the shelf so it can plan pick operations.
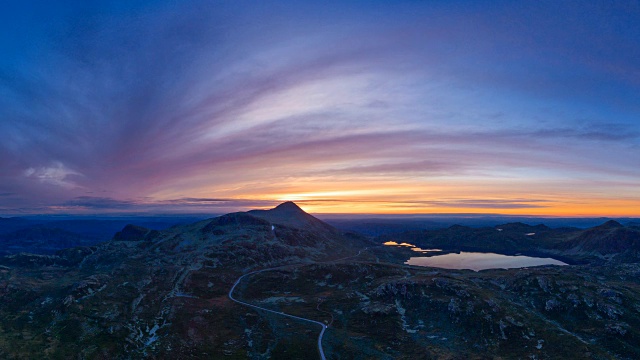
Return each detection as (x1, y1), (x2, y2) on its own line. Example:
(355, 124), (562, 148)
(0, 202), (371, 358)
(378, 220), (640, 263)
(558, 221), (640, 255)
(0, 205), (639, 359)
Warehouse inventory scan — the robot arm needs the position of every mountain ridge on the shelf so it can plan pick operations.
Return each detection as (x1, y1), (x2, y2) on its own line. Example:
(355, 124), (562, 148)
(1, 205), (640, 358)
(248, 201), (337, 233)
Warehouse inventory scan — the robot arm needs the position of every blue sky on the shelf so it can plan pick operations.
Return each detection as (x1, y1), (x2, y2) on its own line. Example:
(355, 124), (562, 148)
(1, 0), (639, 215)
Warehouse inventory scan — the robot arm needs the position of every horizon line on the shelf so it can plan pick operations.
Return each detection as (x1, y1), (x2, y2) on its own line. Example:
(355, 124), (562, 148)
(2, 211), (639, 220)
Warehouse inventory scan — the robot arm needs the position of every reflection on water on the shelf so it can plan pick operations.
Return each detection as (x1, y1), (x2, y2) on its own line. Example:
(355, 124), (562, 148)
(383, 241), (415, 247)
(384, 241), (442, 253)
(406, 252), (567, 271)
(411, 247), (442, 252)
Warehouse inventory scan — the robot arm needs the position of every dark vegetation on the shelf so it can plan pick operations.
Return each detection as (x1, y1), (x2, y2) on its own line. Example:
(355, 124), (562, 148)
(0, 203), (639, 359)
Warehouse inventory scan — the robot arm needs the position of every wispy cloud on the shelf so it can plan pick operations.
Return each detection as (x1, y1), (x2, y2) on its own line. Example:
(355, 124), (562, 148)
(417, 199), (550, 210)
(0, 1), (639, 215)
(287, 198), (550, 210)
(61, 196), (136, 210)
(49, 196), (279, 214)
(23, 162), (83, 189)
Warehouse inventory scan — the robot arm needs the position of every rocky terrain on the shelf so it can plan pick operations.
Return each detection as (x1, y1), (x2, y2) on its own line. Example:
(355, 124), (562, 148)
(237, 259), (640, 359)
(0, 203), (639, 359)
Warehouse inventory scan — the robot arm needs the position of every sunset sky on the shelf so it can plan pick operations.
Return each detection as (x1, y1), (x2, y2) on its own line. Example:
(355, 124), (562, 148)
(1, 1), (639, 216)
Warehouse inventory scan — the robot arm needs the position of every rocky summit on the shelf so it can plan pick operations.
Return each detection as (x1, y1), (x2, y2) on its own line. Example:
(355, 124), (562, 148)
(0, 203), (639, 359)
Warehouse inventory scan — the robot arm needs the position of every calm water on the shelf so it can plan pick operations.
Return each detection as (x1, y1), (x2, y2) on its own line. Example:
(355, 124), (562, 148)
(405, 252), (568, 271)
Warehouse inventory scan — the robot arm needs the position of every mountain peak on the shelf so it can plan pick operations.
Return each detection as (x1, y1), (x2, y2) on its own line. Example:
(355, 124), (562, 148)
(248, 201), (335, 231)
(272, 201), (305, 214)
(597, 220), (623, 229)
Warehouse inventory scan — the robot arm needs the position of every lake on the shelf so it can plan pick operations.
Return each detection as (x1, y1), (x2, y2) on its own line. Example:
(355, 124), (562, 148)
(405, 251), (568, 271)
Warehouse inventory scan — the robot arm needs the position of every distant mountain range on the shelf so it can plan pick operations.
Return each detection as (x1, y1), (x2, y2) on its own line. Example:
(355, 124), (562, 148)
(2, 211), (638, 256)
(324, 216), (640, 236)
(0, 225), (94, 256)
(0, 216), (206, 255)
(378, 219), (640, 264)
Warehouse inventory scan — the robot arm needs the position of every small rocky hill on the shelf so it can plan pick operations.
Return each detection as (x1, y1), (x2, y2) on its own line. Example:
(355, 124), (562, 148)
(558, 220), (640, 256)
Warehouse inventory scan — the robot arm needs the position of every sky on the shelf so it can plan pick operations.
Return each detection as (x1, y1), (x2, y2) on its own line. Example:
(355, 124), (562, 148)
(1, 0), (639, 216)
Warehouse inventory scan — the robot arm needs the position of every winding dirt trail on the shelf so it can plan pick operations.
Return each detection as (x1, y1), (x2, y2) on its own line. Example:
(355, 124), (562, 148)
(228, 248), (370, 360)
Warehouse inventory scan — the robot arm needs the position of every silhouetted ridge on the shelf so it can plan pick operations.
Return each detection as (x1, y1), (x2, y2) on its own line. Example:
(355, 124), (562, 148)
(113, 224), (149, 241)
(596, 220), (623, 229)
(112, 224), (159, 242)
(447, 224), (469, 231)
(557, 220), (640, 254)
(211, 212), (270, 227)
(248, 201), (336, 232)
(497, 222), (550, 231)
(271, 201), (306, 214)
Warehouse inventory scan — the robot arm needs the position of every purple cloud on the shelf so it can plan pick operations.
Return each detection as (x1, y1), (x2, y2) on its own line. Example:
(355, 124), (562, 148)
(0, 1), (639, 215)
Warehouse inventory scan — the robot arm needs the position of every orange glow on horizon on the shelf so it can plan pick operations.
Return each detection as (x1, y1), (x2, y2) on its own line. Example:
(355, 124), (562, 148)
(287, 199), (640, 217)
(246, 191), (640, 217)
(150, 176), (640, 217)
